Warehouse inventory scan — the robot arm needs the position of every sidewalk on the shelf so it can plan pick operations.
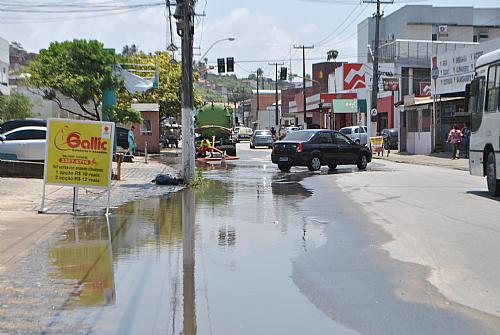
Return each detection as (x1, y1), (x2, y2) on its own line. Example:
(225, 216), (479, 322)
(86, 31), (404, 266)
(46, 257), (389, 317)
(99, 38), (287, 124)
(0, 156), (181, 274)
(373, 150), (469, 171)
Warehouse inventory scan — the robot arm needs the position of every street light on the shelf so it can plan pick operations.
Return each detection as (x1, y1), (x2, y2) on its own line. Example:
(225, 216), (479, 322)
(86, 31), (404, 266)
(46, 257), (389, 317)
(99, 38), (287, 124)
(199, 37), (236, 63)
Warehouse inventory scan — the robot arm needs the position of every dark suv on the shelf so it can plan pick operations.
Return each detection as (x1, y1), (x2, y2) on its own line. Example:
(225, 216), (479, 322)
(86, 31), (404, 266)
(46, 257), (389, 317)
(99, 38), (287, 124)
(271, 130), (372, 172)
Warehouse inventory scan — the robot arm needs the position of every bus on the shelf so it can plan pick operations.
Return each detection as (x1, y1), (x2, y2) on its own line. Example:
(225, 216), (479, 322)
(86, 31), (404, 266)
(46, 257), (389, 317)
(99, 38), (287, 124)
(468, 49), (500, 196)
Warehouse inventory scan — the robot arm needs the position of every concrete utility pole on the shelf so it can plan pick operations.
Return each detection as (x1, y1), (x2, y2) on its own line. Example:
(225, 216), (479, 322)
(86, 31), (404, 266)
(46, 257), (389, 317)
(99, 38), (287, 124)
(176, 0), (196, 182)
(364, 0), (393, 136)
(269, 62), (284, 128)
(256, 70), (260, 124)
(241, 87), (246, 126)
(294, 45), (314, 129)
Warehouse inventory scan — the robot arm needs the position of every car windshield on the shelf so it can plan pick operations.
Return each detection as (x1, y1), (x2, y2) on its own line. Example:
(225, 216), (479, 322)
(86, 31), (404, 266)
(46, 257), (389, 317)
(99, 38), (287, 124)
(283, 130), (316, 142)
(255, 130), (271, 136)
(340, 128), (352, 135)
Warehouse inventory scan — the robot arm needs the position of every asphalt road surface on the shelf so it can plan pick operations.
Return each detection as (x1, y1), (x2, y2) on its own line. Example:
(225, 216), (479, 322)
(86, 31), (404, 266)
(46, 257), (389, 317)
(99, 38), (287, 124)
(1, 142), (500, 335)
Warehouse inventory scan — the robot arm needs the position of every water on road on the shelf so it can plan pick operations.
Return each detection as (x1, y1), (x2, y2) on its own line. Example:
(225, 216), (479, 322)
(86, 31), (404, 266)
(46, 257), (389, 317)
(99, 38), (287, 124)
(2, 144), (500, 334)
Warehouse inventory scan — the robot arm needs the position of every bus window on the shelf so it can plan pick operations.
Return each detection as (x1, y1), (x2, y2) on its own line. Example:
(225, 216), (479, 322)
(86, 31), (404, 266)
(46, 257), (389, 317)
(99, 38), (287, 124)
(469, 77), (485, 132)
(486, 66), (499, 112)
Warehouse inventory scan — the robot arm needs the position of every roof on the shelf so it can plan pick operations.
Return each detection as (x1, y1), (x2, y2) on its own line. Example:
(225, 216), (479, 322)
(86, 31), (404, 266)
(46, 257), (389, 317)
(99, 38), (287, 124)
(404, 96), (463, 107)
(476, 49), (500, 68)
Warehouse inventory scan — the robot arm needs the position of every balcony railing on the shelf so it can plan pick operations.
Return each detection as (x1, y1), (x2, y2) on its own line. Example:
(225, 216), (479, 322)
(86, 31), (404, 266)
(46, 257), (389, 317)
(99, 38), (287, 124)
(376, 39), (478, 66)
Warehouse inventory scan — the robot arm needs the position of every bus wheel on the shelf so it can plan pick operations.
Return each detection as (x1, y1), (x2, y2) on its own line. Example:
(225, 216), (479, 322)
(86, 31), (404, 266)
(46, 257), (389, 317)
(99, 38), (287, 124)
(486, 152), (500, 196)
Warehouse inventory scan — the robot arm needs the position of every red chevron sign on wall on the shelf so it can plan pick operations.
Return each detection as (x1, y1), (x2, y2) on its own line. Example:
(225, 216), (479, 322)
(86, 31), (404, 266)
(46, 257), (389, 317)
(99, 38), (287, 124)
(344, 64), (367, 90)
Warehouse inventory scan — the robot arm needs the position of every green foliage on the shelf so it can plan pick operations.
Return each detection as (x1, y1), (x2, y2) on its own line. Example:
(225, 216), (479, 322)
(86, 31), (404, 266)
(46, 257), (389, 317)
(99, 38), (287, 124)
(117, 51), (202, 121)
(0, 93), (32, 122)
(27, 39), (121, 121)
(103, 105), (142, 124)
(189, 169), (209, 189)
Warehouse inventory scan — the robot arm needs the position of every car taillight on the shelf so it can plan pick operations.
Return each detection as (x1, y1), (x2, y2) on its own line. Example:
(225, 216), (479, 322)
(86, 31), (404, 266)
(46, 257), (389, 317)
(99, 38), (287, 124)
(296, 143), (303, 153)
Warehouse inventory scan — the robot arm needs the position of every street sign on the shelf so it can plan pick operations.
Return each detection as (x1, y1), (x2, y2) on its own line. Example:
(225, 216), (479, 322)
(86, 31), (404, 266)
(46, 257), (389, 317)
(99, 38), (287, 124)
(432, 67), (439, 80)
(370, 108), (378, 117)
(382, 77), (399, 91)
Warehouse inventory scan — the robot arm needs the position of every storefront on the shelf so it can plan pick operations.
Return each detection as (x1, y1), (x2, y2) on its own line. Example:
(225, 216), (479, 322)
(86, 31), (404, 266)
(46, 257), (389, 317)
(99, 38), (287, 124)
(402, 96), (432, 154)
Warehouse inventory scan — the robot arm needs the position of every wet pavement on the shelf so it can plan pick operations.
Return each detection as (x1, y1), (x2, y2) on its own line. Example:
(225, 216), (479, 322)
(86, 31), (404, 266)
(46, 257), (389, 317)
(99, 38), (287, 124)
(1, 144), (500, 334)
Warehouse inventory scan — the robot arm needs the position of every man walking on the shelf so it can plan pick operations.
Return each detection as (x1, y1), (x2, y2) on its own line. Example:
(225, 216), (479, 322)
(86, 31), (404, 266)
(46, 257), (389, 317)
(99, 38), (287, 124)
(448, 125), (463, 160)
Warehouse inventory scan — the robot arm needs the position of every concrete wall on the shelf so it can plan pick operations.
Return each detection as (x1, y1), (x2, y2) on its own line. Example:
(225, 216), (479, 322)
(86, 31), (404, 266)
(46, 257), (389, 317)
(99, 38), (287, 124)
(0, 160), (44, 178)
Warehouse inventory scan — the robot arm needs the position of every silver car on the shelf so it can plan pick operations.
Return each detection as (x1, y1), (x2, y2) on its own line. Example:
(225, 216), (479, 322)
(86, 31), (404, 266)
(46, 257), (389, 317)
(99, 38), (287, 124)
(0, 126), (47, 161)
(250, 130), (273, 149)
(339, 126), (368, 145)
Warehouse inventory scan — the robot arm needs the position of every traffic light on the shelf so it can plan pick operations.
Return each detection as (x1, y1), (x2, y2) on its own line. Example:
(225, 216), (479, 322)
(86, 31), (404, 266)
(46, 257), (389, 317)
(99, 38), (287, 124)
(217, 58), (225, 73)
(280, 67), (287, 81)
(226, 57), (234, 72)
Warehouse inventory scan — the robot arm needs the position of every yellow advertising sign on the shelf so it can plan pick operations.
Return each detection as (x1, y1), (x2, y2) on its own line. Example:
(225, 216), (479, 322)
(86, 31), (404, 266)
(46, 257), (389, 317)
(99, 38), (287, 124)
(44, 119), (114, 189)
(370, 136), (384, 154)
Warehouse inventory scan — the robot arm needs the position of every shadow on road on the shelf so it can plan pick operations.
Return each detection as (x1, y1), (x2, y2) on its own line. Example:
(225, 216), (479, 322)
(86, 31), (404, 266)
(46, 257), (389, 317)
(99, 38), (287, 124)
(466, 190), (500, 202)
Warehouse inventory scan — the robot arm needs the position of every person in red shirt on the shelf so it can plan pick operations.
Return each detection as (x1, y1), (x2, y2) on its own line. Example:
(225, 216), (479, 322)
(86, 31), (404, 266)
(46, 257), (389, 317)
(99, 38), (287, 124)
(448, 125), (463, 160)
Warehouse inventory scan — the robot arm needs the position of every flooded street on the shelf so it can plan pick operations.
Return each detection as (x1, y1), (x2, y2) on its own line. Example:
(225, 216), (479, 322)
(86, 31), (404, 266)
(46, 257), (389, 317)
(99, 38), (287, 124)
(2, 144), (500, 334)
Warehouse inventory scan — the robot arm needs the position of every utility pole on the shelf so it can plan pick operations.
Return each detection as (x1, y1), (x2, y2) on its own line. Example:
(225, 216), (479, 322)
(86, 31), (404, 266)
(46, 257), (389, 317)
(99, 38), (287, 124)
(241, 87), (246, 126)
(364, 0), (393, 137)
(269, 62), (284, 128)
(175, 0), (196, 182)
(294, 45), (314, 129)
(256, 71), (260, 125)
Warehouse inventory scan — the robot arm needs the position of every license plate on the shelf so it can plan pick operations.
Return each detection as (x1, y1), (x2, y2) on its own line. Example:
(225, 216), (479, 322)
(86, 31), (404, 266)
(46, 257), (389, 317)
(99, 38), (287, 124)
(279, 156), (289, 162)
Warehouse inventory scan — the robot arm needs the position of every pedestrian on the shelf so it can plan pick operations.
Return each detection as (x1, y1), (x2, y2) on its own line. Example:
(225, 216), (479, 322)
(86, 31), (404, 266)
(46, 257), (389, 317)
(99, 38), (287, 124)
(270, 127), (277, 143)
(127, 126), (137, 156)
(462, 124), (471, 159)
(448, 124), (463, 160)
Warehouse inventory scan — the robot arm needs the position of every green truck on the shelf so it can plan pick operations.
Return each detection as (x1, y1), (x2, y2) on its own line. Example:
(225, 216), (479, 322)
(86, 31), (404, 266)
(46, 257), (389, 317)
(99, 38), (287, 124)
(196, 103), (237, 157)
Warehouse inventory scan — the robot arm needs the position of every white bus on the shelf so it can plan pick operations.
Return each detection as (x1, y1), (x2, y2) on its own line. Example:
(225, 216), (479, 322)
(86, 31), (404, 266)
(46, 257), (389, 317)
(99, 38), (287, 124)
(468, 49), (500, 196)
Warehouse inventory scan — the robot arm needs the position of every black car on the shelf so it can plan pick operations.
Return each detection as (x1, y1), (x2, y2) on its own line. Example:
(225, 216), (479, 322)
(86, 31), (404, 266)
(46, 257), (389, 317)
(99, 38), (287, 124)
(271, 130), (372, 172)
(0, 119), (47, 134)
(380, 128), (398, 149)
(116, 126), (130, 149)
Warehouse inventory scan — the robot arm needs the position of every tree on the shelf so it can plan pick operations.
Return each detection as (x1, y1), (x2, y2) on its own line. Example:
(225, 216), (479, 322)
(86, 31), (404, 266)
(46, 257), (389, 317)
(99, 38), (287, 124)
(117, 51), (202, 121)
(0, 93), (32, 122)
(327, 49), (339, 61)
(122, 44), (139, 57)
(28, 39), (121, 121)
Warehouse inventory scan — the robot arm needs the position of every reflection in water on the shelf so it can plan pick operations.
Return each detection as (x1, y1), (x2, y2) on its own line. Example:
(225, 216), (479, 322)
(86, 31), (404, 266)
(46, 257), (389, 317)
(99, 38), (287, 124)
(49, 217), (115, 307)
(182, 189), (197, 335)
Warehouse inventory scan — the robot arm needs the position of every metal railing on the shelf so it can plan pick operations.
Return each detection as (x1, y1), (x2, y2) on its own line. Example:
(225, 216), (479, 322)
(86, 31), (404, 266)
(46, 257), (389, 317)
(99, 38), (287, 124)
(376, 39), (478, 66)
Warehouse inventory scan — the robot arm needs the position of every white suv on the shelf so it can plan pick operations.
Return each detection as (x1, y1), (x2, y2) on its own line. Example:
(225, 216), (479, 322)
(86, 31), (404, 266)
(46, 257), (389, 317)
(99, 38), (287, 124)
(339, 126), (368, 145)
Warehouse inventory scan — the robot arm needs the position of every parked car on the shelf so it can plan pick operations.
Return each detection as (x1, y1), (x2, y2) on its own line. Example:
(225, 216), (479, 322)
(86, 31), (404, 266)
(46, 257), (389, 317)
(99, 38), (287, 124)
(250, 130), (273, 149)
(380, 128), (398, 149)
(340, 126), (368, 145)
(285, 126), (300, 135)
(116, 126), (130, 150)
(235, 127), (253, 142)
(271, 130), (372, 172)
(161, 129), (179, 148)
(0, 126), (46, 161)
(0, 118), (47, 134)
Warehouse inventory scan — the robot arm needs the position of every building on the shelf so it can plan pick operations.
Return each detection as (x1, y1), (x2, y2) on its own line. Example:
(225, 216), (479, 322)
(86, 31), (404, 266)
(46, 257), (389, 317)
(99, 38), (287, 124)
(0, 37), (10, 96)
(357, 5), (500, 153)
(250, 89), (280, 129)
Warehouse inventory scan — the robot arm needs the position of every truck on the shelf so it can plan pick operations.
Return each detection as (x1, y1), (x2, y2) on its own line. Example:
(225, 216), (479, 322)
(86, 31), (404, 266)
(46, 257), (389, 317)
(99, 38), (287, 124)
(196, 103), (237, 157)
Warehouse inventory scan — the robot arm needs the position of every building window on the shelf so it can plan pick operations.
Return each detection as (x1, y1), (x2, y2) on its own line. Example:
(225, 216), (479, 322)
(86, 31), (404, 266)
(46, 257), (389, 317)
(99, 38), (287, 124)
(473, 35), (478, 43)
(432, 34), (438, 41)
(141, 119), (152, 135)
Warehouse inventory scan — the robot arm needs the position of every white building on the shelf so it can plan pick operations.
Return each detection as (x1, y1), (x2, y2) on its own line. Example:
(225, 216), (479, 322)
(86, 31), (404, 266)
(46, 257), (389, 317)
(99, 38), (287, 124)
(0, 36), (10, 96)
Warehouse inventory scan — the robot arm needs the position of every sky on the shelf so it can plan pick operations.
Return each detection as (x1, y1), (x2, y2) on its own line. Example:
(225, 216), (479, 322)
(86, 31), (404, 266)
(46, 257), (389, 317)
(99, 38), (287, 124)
(1, 0), (500, 80)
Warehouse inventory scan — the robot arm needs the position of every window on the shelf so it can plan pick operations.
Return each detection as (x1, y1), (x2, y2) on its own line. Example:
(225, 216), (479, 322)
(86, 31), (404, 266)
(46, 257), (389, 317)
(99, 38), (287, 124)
(469, 77), (486, 132)
(407, 110), (419, 132)
(432, 34), (438, 41)
(486, 66), (499, 112)
(340, 128), (352, 135)
(318, 132), (333, 144)
(141, 119), (152, 135)
(333, 132), (351, 145)
(354, 128), (360, 134)
(5, 130), (33, 141)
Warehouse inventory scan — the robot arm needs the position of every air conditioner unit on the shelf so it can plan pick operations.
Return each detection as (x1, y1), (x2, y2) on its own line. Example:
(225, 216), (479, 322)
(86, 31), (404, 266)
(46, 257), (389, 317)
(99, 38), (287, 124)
(438, 25), (448, 34)
(479, 32), (489, 40)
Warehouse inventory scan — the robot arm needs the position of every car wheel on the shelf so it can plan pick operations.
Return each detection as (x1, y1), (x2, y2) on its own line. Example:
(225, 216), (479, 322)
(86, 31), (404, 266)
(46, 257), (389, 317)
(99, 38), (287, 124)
(357, 153), (368, 170)
(278, 164), (291, 172)
(226, 148), (237, 157)
(250, 144), (255, 149)
(328, 164), (337, 170)
(308, 155), (322, 171)
(355, 139), (360, 145)
(268, 146), (273, 149)
(486, 152), (500, 196)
